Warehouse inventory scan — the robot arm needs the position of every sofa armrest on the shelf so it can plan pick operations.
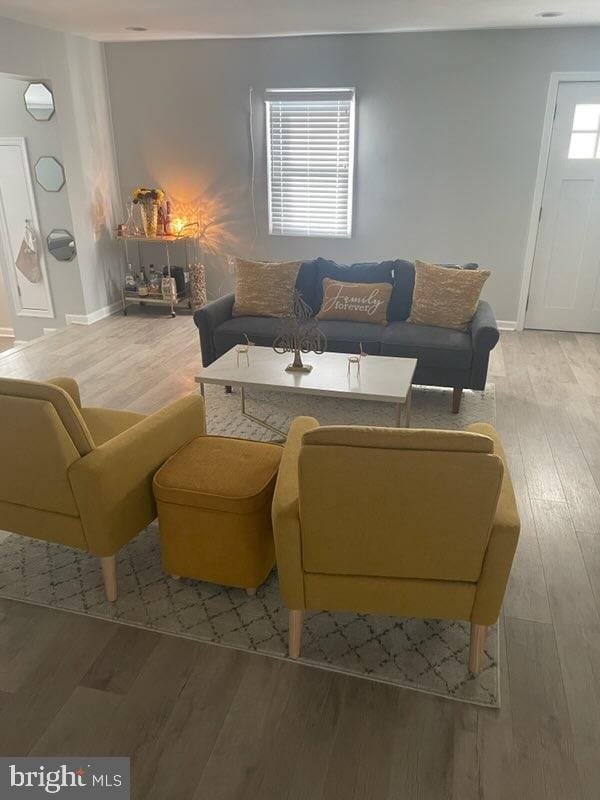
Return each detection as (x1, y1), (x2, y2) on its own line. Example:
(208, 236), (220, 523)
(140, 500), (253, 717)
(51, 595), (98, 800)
(69, 395), (206, 556)
(193, 293), (235, 366)
(46, 377), (82, 408)
(468, 423), (520, 625)
(272, 416), (320, 609)
(470, 301), (499, 354)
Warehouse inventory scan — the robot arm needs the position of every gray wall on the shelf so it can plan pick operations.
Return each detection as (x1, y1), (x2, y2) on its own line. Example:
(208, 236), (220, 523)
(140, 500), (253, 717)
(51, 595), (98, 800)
(0, 75), (84, 338)
(105, 26), (600, 322)
(60, 34), (123, 318)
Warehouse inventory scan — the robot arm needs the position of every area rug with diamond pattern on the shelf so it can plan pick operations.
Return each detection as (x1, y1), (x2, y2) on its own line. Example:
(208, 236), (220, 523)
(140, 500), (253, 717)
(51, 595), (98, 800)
(0, 383), (500, 707)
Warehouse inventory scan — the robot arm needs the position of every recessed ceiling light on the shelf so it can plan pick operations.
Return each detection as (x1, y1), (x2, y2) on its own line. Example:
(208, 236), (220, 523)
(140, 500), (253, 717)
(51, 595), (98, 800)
(536, 11), (564, 17)
(125, 26), (148, 31)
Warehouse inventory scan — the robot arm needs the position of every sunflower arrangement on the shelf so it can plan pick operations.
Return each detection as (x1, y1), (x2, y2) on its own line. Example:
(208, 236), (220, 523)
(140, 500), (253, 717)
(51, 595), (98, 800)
(131, 187), (165, 203)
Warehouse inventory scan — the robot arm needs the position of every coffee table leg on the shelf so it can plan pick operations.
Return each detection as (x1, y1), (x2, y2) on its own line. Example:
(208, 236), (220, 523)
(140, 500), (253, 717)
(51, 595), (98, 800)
(240, 385), (287, 438)
(396, 387), (412, 428)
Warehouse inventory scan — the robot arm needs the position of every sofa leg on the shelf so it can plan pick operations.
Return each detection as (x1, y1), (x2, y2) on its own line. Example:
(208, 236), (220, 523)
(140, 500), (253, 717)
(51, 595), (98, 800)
(225, 385), (232, 394)
(469, 623), (487, 673)
(288, 610), (305, 659)
(452, 387), (463, 414)
(100, 555), (117, 603)
(246, 587), (257, 596)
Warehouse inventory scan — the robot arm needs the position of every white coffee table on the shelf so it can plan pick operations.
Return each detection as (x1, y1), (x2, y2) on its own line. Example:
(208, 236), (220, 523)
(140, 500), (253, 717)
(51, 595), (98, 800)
(195, 346), (417, 437)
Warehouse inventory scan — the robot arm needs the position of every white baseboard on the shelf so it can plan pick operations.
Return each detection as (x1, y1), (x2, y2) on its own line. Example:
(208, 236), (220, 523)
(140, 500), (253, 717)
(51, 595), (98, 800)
(497, 320), (517, 331)
(0, 326), (14, 338)
(65, 300), (123, 326)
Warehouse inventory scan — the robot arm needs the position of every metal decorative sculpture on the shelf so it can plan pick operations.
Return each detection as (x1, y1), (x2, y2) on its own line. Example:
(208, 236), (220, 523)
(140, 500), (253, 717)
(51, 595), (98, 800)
(273, 290), (326, 373)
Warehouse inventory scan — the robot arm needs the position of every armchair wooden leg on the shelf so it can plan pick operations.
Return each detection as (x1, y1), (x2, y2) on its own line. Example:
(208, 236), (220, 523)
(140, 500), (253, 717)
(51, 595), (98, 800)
(100, 555), (117, 603)
(469, 623), (487, 673)
(288, 610), (305, 659)
(452, 387), (463, 414)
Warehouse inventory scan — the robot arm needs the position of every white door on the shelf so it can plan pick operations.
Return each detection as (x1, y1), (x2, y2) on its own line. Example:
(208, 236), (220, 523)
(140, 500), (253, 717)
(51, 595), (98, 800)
(526, 82), (600, 332)
(0, 138), (54, 317)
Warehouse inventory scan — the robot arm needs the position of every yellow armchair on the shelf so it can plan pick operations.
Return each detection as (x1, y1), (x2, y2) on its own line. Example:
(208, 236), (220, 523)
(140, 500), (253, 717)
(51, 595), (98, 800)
(272, 417), (520, 672)
(0, 376), (205, 601)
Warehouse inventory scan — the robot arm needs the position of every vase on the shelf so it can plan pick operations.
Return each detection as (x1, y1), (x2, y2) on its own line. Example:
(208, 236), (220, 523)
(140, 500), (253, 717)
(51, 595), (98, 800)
(189, 263), (207, 310)
(140, 201), (158, 237)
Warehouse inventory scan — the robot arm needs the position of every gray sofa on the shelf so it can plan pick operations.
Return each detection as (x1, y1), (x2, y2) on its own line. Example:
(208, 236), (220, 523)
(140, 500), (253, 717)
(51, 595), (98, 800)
(193, 257), (499, 412)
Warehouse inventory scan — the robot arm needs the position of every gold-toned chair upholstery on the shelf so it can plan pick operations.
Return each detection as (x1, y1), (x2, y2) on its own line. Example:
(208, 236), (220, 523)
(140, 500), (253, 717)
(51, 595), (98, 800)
(0, 376), (205, 601)
(154, 435), (282, 593)
(272, 417), (520, 672)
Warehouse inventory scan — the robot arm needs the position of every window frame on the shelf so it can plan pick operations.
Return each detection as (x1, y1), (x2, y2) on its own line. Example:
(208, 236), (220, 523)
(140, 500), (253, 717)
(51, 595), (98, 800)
(265, 87), (356, 239)
(567, 103), (600, 159)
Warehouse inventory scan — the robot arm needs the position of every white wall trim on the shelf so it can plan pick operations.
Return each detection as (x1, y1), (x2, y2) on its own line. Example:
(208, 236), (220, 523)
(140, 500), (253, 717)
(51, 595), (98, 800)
(497, 320), (517, 331)
(65, 299), (123, 326)
(0, 326), (14, 337)
(517, 71), (600, 331)
(0, 326), (64, 363)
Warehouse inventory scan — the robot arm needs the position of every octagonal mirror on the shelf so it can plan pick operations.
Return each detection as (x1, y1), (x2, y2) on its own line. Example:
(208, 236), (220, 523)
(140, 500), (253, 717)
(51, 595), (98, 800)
(24, 82), (55, 121)
(34, 156), (65, 192)
(47, 229), (76, 262)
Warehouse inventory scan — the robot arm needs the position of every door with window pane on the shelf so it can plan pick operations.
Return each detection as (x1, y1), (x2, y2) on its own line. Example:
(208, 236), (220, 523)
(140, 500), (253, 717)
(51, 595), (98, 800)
(526, 81), (600, 332)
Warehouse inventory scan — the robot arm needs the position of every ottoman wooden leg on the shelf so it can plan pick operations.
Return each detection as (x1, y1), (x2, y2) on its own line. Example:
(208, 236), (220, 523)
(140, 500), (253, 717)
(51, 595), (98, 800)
(246, 587), (257, 596)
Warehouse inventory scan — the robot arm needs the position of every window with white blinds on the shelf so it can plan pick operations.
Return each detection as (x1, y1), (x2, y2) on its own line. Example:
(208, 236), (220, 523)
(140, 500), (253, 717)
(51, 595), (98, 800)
(266, 88), (355, 238)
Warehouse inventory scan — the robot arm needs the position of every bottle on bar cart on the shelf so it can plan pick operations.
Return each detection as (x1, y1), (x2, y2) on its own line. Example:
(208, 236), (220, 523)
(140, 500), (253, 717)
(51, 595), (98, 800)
(124, 264), (136, 292)
(136, 268), (149, 297)
(148, 264), (162, 295)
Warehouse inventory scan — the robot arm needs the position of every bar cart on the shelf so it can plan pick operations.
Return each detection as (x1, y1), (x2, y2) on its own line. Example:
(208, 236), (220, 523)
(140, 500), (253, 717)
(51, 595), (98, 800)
(116, 228), (203, 317)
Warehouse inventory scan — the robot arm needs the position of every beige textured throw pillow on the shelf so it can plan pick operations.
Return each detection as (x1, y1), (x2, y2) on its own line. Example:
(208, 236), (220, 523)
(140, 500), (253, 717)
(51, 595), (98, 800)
(408, 260), (490, 331)
(232, 258), (302, 317)
(316, 278), (393, 325)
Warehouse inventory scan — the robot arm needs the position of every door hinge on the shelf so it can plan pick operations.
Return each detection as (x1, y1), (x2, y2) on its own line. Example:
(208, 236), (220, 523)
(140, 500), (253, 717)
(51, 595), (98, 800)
(538, 205), (543, 223)
(17, 285), (22, 297)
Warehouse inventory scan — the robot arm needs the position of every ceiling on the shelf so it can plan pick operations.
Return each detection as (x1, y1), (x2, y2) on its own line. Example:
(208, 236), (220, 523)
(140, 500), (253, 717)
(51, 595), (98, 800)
(0, 0), (599, 42)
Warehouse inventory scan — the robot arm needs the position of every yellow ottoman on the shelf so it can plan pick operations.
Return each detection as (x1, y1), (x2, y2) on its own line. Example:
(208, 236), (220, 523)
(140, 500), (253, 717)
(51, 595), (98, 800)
(153, 435), (282, 592)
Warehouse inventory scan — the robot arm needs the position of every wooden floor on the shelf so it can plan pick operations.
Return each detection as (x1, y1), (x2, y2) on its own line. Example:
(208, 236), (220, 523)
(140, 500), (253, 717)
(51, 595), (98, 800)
(1, 310), (600, 799)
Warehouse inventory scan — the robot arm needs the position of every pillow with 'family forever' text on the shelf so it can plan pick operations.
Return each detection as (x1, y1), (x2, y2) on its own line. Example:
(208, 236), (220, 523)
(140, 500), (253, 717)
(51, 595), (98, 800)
(316, 278), (393, 325)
